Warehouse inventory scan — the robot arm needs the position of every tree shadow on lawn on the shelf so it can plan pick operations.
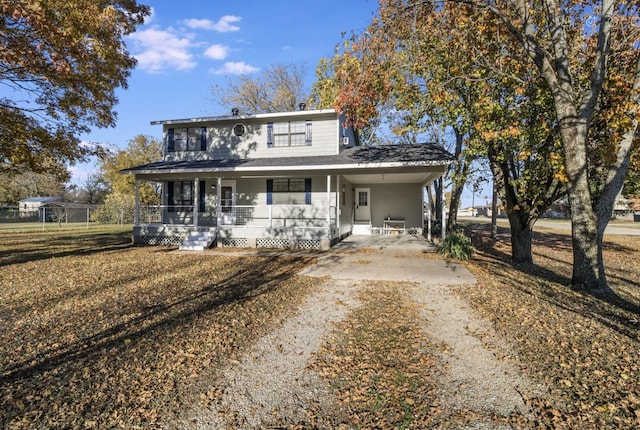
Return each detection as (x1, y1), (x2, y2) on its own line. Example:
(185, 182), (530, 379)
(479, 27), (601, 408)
(0, 253), (315, 426)
(470, 227), (640, 342)
(0, 230), (133, 266)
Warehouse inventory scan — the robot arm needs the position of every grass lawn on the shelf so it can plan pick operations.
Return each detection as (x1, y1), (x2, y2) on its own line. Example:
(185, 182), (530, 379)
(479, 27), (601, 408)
(462, 223), (640, 429)
(1, 225), (639, 428)
(0, 227), (321, 429)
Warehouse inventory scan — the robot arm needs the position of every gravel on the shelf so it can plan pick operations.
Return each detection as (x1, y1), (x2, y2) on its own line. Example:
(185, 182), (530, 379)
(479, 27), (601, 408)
(180, 241), (547, 429)
(409, 282), (546, 427)
(186, 278), (360, 429)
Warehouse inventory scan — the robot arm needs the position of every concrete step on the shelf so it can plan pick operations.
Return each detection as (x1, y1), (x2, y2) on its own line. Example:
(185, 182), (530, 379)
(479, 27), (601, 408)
(352, 222), (371, 235)
(179, 231), (215, 251)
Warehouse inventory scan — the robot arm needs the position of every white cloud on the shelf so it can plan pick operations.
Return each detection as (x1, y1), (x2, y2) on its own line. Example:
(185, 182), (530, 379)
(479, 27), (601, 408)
(203, 44), (230, 60)
(183, 15), (241, 32)
(212, 61), (259, 75)
(128, 28), (196, 73)
(183, 18), (215, 30)
(212, 15), (241, 32)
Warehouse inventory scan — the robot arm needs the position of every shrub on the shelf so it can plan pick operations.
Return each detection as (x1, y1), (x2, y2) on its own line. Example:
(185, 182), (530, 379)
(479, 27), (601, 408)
(438, 230), (474, 260)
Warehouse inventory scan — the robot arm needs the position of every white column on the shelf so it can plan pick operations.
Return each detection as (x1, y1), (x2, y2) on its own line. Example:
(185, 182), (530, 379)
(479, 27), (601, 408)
(193, 178), (199, 227)
(216, 177), (222, 228)
(336, 175), (341, 228)
(326, 175), (332, 228)
(134, 179), (140, 226)
(441, 177), (446, 240)
(421, 185), (425, 233)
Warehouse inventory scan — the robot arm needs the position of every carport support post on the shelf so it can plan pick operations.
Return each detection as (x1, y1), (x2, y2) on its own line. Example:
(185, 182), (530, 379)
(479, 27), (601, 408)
(441, 179), (446, 239)
(421, 183), (432, 241)
(134, 179), (140, 226)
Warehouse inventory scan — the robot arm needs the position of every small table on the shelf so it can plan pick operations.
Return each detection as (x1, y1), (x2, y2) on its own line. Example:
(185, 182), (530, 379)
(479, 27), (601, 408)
(383, 218), (405, 235)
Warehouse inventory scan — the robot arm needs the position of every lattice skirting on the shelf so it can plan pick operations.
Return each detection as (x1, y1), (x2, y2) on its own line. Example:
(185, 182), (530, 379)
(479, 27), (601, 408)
(297, 239), (321, 250)
(220, 237), (249, 248)
(142, 235), (183, 246)
(256, 238), (290, 249)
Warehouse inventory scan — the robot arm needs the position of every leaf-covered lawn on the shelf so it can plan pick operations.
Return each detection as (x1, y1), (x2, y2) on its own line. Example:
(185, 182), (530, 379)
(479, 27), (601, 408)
(310, 281), (440, 429)
(463, 224), (640, 429)
(3, 225), (640, 429)
(0, 228), (320, 429)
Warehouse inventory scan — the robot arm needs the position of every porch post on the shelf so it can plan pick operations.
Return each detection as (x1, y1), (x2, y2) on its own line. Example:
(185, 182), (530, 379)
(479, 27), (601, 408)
(421, 185), (425, 236)
(336, 175), (341, 230)
(326, 175), (331, 228)
(193, 178), (199, 227)
(134, 179), (140, 226)
(441, 177), (446, 239)
(216, 177), (222, 228)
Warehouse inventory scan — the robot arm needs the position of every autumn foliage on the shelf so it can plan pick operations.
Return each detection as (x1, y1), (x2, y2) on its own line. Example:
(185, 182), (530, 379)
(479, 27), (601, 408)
(0, 0), (150, 172)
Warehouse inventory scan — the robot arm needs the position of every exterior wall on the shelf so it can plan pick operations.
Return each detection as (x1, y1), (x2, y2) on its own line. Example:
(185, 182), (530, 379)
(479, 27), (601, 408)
(338, 176), (354, 236)
(368, 183), (423, 229)
(160, 174), (339, 229)
(162, 111), (340, 162)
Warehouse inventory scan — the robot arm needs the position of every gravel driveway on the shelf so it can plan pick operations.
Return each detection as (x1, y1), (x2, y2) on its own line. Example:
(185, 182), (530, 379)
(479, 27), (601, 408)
(182, 235), (545, 428)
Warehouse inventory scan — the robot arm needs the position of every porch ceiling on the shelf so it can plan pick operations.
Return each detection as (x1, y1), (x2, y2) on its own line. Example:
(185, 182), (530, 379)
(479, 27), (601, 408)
(344, 171), (441, 185)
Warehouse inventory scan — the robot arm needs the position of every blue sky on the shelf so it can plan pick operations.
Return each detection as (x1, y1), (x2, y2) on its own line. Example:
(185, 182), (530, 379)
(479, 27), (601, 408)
(72, 0), (379, 182)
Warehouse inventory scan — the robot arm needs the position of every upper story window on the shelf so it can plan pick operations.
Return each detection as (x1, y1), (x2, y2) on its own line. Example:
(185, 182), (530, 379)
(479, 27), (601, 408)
(167, 127), (207, 152)
(267, 120), (312, 147)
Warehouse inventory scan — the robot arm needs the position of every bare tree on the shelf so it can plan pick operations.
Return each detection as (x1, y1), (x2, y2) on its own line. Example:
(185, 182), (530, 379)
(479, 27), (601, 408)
(211, 63), (310, 114)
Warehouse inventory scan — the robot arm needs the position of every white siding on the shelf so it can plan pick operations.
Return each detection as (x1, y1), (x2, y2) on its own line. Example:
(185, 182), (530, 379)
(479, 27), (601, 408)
(368, 183), (423, 229)
(163, 111), (340, 162)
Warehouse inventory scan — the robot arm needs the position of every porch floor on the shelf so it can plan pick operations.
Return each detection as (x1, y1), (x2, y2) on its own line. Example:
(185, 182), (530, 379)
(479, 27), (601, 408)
(330, 234), (437, 254)
(179, 233), (436, 256)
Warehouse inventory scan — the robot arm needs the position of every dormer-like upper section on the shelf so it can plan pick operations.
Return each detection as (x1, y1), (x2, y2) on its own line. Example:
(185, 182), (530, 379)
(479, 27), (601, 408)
(152, 108), (359, 162)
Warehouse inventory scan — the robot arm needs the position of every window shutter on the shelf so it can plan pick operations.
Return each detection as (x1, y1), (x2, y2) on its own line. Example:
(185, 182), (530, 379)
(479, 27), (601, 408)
(167, 181), (174, 212)
(305, 178), (312, 204)
(266, 179), (273, 205)
(199, 180), (206, 212)
(267, 122), (273, 147)
(305, 120), (312, 145)
(167, 129), (175, 152)
(200, 127), (207, 151)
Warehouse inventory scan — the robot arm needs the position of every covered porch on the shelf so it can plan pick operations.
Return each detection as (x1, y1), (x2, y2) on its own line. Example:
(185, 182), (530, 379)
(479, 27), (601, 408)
(131, 174), (342, 250)
(124, 144), (454, 250)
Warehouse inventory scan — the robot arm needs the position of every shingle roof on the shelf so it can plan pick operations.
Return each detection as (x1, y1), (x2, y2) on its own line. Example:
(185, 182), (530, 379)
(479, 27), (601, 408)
(122, 144), (455, 174)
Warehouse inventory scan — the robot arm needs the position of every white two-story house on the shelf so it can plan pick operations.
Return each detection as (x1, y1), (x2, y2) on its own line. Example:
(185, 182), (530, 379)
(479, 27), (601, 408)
(121, 107), (454, 250)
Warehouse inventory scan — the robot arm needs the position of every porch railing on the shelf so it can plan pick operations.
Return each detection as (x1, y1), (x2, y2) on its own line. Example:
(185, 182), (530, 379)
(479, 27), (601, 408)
(138, 205), (337, 228)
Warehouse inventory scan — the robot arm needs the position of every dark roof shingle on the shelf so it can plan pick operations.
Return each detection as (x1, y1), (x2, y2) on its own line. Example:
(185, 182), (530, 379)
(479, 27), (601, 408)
(122, 144), (455, 174)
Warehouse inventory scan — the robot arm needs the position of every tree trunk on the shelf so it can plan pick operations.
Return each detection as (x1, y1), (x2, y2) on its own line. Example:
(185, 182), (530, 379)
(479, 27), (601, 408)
(559, 119), (611, 293)
(491, 178), (497, 239)
(447, 183), (462, 232)
(508, 212), (533, 264)
(446, 126), (467, 232)
(434, 178), (443, 235)
(487, 146), (538, 264)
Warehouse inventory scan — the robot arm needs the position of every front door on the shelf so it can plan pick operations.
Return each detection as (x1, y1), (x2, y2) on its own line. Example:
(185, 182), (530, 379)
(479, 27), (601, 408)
(355, 188), (371, 222)
(220, 181), (235, 225)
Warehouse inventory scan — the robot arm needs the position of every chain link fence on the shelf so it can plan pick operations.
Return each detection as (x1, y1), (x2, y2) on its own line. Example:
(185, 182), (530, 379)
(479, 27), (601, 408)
(0, 206), (110, 231)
